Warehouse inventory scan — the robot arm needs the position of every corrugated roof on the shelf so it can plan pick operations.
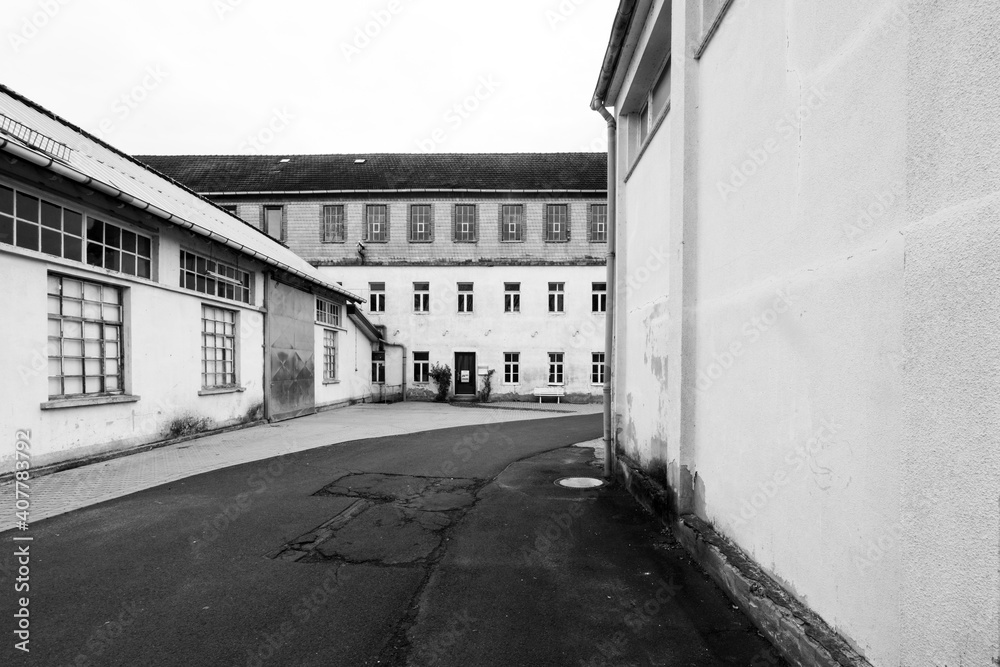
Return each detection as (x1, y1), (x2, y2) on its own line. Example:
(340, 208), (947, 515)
(0, 84), (361, 303)
(135, 153), (608, 194)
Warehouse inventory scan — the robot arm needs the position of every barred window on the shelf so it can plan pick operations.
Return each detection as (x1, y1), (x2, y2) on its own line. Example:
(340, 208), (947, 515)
(504, 352), (520, 384)
(316, 297), (341, 326)
(548, 282), (565, 313)
(322, 205), (345, 243)
(366, 205), (388, 242)
(589, 204), (608, 242)
(323, 329), (338, 382)
(592, 352), (606, 384)
(504, 282), (520, 313)
(592, 282), (607, 313)
(47, 274), (123, 398)
(454, 204), (477, 242)
(548, 352), (564, 385)
(179, 250), (252, 304)
(500, 204), (523, 242)
(86, 219), (153, 278)
(413, 351), (430, 383)
(410, 205), (433, 242)
(545, 204), (569, 242)
(202, 305), (237, 388)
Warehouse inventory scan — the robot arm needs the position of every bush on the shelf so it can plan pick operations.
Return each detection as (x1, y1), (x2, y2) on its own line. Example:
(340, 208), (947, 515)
(477, 369), (495, 403)
(428, 363), (452, 402)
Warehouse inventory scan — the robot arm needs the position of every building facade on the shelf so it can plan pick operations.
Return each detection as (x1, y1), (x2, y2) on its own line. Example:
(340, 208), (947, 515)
(593, 1), (1000, 666)
(140, 154), (609, 401)
(0, 86), (382, 476)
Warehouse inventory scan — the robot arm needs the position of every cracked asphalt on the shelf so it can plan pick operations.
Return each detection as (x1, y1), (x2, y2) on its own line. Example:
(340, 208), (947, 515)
(0, 414), (783, 666)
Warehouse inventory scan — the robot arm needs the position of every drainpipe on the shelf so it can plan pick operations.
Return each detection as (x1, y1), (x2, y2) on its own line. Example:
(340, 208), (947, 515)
(591, 100), (617, 480)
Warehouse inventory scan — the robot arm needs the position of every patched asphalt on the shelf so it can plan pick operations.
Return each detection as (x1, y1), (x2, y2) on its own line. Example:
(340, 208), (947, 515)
(0, 413), (783, 666)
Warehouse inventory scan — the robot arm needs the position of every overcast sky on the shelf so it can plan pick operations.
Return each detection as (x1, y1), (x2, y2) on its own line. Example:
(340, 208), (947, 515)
(3, 0), (617, 156)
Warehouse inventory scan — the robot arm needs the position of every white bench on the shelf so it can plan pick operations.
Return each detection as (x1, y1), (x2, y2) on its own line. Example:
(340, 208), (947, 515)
(532, 387), (566, 403)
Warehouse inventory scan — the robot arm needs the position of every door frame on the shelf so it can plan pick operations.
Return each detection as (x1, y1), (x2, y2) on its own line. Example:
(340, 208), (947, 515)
(454, 351), (477, 396)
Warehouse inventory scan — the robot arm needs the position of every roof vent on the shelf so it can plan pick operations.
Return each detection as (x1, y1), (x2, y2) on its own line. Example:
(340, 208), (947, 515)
(354, 159), (366, 164)
(279, 158), (290, 163)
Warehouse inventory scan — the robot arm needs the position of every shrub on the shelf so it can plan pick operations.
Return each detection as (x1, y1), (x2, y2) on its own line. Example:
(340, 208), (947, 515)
(477, 369), (496, 403)
(428, 363), (453, 402)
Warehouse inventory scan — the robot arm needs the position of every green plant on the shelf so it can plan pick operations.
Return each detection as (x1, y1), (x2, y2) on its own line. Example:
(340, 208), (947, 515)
(167, 414), (211, 438)
(477, 369), (496, 403)
(428, 363), (453, 402)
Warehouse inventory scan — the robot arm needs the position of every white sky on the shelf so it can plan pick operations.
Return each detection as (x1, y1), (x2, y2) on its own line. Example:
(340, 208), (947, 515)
(2, 0), (617, 156)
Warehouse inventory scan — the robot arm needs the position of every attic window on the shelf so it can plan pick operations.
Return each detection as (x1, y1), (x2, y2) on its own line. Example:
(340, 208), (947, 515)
(354, 159), (366, 164)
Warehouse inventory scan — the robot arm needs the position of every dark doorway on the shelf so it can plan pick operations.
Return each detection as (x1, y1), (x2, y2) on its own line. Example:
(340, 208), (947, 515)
(454, 352), (476, 396)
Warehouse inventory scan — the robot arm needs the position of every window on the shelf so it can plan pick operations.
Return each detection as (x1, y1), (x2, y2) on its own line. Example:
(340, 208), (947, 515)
(180, 250), (252, 304)
(548, 282), (565, 313)
(365, 204), (388, 242)
(589, 204), (608, 243)
(504, 282), (520, 313)
(592, 282), (607, 313)
(263, 205), (284, 241)
(413, 351), (430, 383)
(504, 352), (520, 384)
(316, 297), (341, 326)
(545, 204), (570, 242)
(548, 352), (564, 385)
(86, 219), (153, 278)
(457, 282), (474, 313)
(369, 282), (385, 313)
(413, 282), (430, 313)
(500, 204), (523, 242)
(323, 329), (338, 382)
(201, 305), (237, 388)
(322, 205), (345, 243)
(638, 103), (650, 145)
(46, 274), (123, 398)
(410, 205), (433, 242)
(221, 204), (237, 216)
(453, 204), (477, 242)
(372, 358), (385, 384)
(592, 352), (606, 384)
(0, 185), (88, 266)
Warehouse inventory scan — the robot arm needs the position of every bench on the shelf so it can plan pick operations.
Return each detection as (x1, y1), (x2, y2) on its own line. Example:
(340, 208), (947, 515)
(532, 387), (566, 403)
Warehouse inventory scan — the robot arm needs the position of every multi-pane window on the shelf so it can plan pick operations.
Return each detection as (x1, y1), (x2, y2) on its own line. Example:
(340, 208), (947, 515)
(1, 185), (85, 262)
(201, 305), (237, 388)
(545, 204), (569, 242)
(413, 351), (430, 383)
(548, 282), (565, 313)
(504, 352), (520, 384)
(316, 297), (341, 326)
(589, 204), (608, 242)
(369, 282), (386, 313)
(372, 358), (386, 384)
(410, 205), (433, 242)
(592, 352), (606, 384)
(413, 282), (430, 313)
(366, 205), (388, 242)
(86, 219), (153, 278)
(323, 329), (338, 382)
(548, 352), (564, 385)
(457, 282), (474, 313)
(453, 204), (477, 242)
(179, 250), (252, 304)
(504, 282), (520, 313)
(322, 205), (345, 243)
(592, 282), (607, 313)
(263, 205), (284, 241)
(500, 204), (523, 242)
(46, 274), (123, 398)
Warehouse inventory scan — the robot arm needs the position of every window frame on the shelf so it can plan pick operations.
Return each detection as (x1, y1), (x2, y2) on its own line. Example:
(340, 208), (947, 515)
(323, 329), (339, 382)
(413, 282), (430, 313)
(316, 297), (342, 327)
(369, 282), (386, 313)
(201, 304), (239, 390)
(504, 282), (521, 313)
(365, 204), (389, 243)
(413, 351), (430, 384)
(499, 204), (524, 243)
(588, 204), (608, 243)
(547, 352), (565, 386)
(457, 282), (474, 313)
(592, 282), (607, 313)
(544, 204), (570, 243)
(548, 282), (565, 314)
(263, 205), (285, 242)
(504, 352), (520, 385)
(453, 204), (478, 243)
(179, 249), (253, 305)
(409, 204), (434, 243)
(591, 352), (606, 385)
(322, 205), (346, 243)
(372, 357), (386, 384)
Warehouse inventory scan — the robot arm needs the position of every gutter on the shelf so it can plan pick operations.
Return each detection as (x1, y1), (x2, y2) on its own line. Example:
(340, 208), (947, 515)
(200, 188), (607, 197)
(592, 0), (640, 106)
(0, 137), (362, 304)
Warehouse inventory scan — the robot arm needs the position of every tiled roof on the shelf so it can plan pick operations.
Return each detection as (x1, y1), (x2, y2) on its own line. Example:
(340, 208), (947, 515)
(0, 85), (360, 302)
(135, 153), (608, 194)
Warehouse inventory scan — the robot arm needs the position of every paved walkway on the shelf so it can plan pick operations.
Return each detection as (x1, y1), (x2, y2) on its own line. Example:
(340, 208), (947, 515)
(0, 402), (601, 533)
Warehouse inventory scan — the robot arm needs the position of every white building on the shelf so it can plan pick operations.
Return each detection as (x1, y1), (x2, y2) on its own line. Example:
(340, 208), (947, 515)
(0, 85), (383, 476)
(592, 1), (1000, 666)
(140, 153), (609, 402)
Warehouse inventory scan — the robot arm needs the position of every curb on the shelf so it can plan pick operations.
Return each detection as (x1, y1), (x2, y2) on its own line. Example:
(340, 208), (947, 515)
(615, 454), (874, 667)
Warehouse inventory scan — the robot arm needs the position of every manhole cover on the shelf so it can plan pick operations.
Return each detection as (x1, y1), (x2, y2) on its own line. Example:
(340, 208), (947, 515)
(555, 477), (606, 489)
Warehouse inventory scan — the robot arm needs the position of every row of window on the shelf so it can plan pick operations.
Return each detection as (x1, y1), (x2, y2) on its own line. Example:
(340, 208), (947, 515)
(245, 203), (609, 244)
(403, 352), (607, 387)
(369, 282), (608, 314)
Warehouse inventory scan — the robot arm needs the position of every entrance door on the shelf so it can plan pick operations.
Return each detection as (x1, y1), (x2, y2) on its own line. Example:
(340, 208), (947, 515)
(454, 352), (476, 396)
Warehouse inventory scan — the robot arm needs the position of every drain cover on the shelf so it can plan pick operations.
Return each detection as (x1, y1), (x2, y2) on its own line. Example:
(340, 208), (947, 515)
(555, 477), (605, 489)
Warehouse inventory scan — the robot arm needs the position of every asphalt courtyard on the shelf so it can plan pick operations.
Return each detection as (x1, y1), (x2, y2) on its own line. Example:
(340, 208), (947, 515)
(0, 403), (783, 666)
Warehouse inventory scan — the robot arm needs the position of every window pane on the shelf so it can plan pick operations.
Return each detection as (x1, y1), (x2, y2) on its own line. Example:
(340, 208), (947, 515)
(40, 201), (61, 229)
(16, 193), (39, 222)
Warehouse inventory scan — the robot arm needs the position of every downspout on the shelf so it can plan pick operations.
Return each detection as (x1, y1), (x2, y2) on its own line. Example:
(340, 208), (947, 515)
(591, 100), (617, 480)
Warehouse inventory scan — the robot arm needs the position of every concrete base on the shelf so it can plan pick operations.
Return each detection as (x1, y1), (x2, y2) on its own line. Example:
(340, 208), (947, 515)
(615, 454), (874, 667)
